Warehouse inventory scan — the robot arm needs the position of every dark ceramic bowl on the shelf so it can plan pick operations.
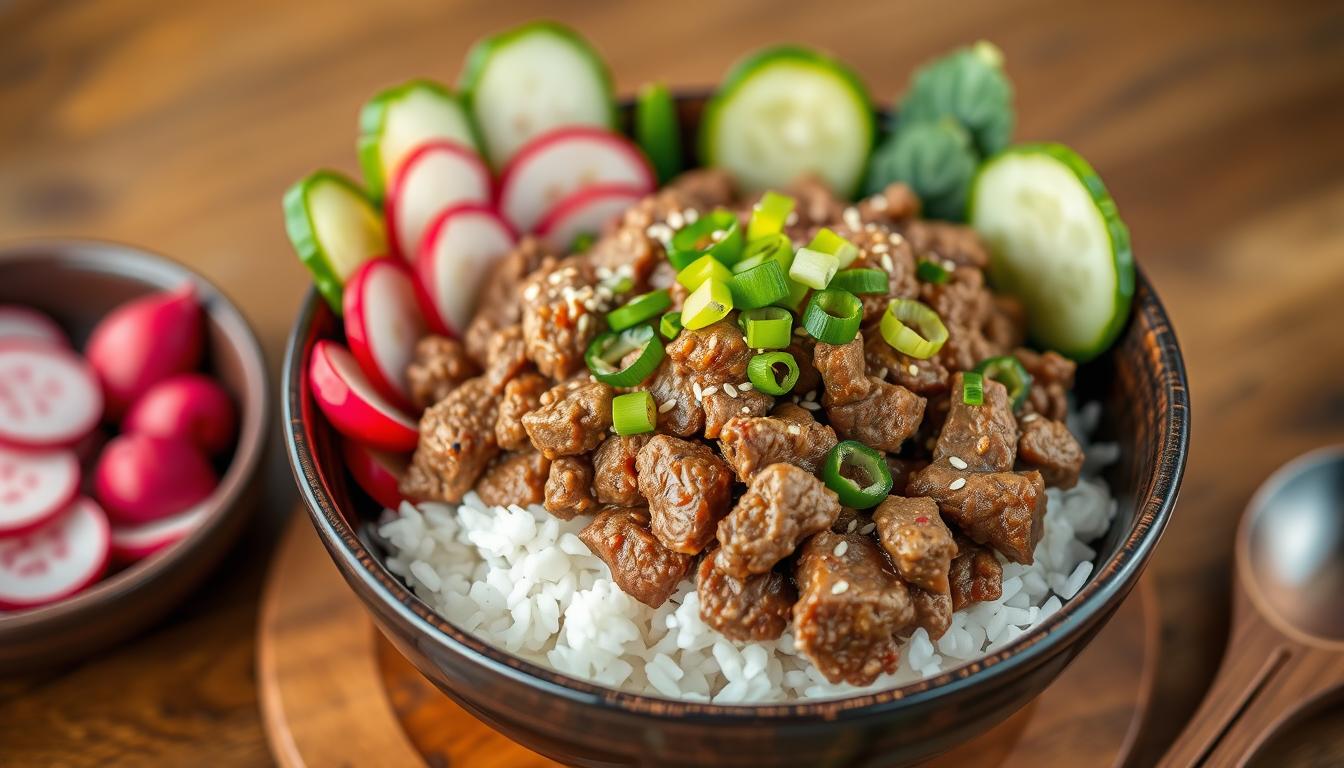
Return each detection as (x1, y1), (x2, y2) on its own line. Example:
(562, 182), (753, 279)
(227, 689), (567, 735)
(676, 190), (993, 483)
(0, 239), (268, 673)
(283, 97), (1189, 767)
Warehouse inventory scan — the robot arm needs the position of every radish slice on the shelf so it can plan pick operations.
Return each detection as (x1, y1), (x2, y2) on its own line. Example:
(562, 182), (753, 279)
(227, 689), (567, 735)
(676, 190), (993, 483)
(414, 204), (517, 336)
(342, 439), (409, 510)
(535, 183), (645, 250)
(109, 504), (207, 563)
(343, 259), (426, 409)
(0, 497), (109, 610)
(0, 342), (102, 449)
(385, 140), (493, 261)
(0, 447), (80, 537)
(497, 127), (654, 233)
(0, 306), (67, 347)
(309, 341), (418, 452)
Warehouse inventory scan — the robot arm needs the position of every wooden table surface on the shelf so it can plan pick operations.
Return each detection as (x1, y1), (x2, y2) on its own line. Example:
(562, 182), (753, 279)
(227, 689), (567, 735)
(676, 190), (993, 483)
(2, 0), (1342, 765)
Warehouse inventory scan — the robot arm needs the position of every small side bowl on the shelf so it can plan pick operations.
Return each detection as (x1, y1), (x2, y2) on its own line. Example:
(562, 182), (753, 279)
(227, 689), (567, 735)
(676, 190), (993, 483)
(0, 239), (268, 673)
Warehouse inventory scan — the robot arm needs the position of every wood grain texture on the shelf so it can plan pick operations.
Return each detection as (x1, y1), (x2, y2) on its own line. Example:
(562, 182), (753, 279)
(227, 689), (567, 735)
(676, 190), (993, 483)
(1, 0), (1343, 764)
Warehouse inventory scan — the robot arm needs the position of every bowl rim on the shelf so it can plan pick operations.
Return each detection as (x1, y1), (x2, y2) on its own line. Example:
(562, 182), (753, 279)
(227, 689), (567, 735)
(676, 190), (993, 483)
(0, 238), (269, 633)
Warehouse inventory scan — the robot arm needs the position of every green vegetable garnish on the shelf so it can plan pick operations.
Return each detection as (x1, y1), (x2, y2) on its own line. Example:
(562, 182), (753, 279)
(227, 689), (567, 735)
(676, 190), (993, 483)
(802, 290), (862, 345)
(729, 258), (790, 309)
(897, 40), (1014, 158)
(973, 355), (1033, 410)
(607, 290), (671, 332)
(659, 311), (683, 340)
(669, 209), (743, 268)
(612, 391), (657, 435)
(822, 441), (892, 509)
(867, 117), (979, 221)
(747, 351), (800, 395)
(880, 299), (948, 359)
(585, 325), (664, 386)
(829, 268), (887, 294)
(747, 191), (796, 241)
(739, 307), (793, 349)
(961, 371), (985, 406)
(682, 278), (733, 330)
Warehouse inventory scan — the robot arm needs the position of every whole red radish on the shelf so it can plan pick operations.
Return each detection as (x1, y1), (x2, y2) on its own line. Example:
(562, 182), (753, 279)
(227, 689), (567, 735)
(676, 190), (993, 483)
(123, 373), (237, 456)
(85, 283), (203, 416)
(93, 433), (217, 525)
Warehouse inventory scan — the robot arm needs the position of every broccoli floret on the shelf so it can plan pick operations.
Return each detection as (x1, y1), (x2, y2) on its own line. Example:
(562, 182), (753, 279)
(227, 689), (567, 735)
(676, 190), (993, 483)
(866, 117), (978, 221)
(897, 41), (1014, 158)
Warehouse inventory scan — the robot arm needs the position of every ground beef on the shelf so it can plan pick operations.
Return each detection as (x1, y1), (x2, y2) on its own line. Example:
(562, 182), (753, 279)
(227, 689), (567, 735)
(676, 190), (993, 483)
(716, 402), (837, 482)
(522, 380), (614, 459)
(908, 461), (1046, 565)
(495, 372), (548, 451)
(831, 507), (874, 535)
(885, 456), (929, 494)
(949, 536), (1003, 611)
(697, 555), (796, 642)
(864, 333), (950, 396)
(935, 373), (1018, 472)
(784, 176), (845, 238)
(544, 455), (597, 520)
(635, 435), (734, 555)
(1017, 416), (1084, 489)
(406, 335), (479, 410)
(401, 377), (500, 503)
(838, 226), (920, 325)
(715, 463), (841, 578)
(984, 296), (1027, 352)
(908, 584), (953, 640)
(475, 451), (549, 508)
(856, 182), (921, 224)
(825, 377), (926, 453)
(591, 434), (649, 506)
(920, 266), (1001, 373)
(648, 359), (704, 437)
(578, 507), (692, 609)
(1014, 348), (1076, 422)
(873, 496), (957, 594)
(667, 320), (752, 382)
(463, 237), (557, 363)
(898, 219), (991, 270)
(520, 256), (605, 380)
(814, 335), (871, 406)
(701, 387), (774, 439)
(484, 324), (530, 392)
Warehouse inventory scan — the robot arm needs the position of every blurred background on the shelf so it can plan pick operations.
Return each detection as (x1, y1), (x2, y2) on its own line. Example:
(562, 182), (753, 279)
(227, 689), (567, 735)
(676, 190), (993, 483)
(2, 0), (1342, 765)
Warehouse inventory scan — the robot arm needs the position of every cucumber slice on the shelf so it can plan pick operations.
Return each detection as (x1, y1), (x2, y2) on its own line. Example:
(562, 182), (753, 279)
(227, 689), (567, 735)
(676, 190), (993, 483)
(635, 82), (682, 184)
(358, 80), (478, 202)
(700, 46), (874, 197)
(284, 171), (388, 312)
(459, 22), (616, 169)
(969, 143), (1134, 361)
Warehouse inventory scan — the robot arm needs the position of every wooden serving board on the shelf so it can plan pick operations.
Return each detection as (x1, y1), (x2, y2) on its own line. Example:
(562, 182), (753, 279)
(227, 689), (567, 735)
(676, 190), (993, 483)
(258, 513), (1159, 768)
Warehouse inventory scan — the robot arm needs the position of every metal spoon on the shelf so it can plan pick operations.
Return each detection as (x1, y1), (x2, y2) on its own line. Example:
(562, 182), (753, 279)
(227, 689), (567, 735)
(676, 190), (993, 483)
(1161, 445), (1344, 766)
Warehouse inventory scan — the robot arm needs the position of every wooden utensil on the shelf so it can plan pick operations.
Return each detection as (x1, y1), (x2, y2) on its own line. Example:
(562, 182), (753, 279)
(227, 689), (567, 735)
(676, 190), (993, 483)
(1160, 445), (1344, 766)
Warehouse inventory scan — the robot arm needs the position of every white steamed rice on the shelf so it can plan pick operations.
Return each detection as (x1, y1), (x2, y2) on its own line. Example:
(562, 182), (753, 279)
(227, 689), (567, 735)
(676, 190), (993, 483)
(377, 402), (1119, 703)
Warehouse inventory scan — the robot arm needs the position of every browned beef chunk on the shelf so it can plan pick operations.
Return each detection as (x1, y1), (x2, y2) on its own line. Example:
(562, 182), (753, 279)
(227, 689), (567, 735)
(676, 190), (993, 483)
(898, 219), (991, 270)
(522, 380), (614, 459)
(1014, 348), (1076, 422)
(701, 387), (774, 439)
(544, 455), (597, 520)
(401, 378), (499, 503)
(648, 359), (703, 437)
(667, 319), (751, 381)
(407, 335), (479, 410)
(814, 335), (871, 406)
(784, 336), (822, 395)
(579, 507), (692, 608)
(793, 532), (914, 686)
(984, 296), (1027, 352)
(865, 333), (950, 396)
(715, 464), (841, 578)
(885, 456), (929, 493)
(831, 507), (874, 535)
(908, 584), (953, 640)
(784, 175), (845, 238)
(908, 461), (1046, 565)
(476, 451), (549, 508)
(1017, 416), (1084, 489)
(716, 402), (838, 482)
(697, 555), (796, 642)
(520, 256), (606, 380)
(935, 373), (1018, 472)
(826, 377), (926, 453)
(635, 435), (734, 554)
(464, 237), (557, 363)
(873, 496), (957, 594)
(921, 266), (1002, 373)
(838, 226), (920, 324)
(949, 536), (1003, 610)
(655, 319), (766, 438)
(856, 182), (921, 223)
(495, 372), (548, 451)
(484, 325), (530, 392)
(592, 435), (649, 506)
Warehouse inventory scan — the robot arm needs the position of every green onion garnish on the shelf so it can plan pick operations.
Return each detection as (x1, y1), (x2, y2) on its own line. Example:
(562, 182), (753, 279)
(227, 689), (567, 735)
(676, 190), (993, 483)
(916, 259), (951, 284)
(776, 277), (810, 313)
(821, 440), (893, 509)
(747, 351), (800, 395)
(584, 325), (664, 386)
(612, 391), (656, 435)
(879, 299), (948, 360)
(802, 290), (863, 345)
(962, 371), (985, 406)
(729, 258), (790, 309)
(734, 233), (793, 273)
(607, 289), (671, 331)
(789, 248), (840, 290)
(682, 278), (733, 330)
(659, 311), (683, 340)
(972, 355), (1033, 411)
(669, 209), (743, 268)
(747, 191), (796, 241)
(570, 232), (596, 253)
(676, 253), (733, 291)
(740, 307), (793, 349)
(829, 268), (887, 295)
(807, 228), (859, 269)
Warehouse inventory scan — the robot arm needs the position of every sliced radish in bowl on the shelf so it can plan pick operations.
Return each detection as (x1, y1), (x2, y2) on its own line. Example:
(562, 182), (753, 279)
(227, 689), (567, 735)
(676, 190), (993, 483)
(309, 340), (419, 452)
(342, 439), (410, 510)
(343, 259), (426, 410)
(497, 127), (654, 233)
(0, 342), (102, 449)
(385, 140), (493, 261)
(0, 306), (67, 347)
(109, 504), (208, 563)
(0, 497), (109, 610)
(414, 204), (517, 336)
(0, 446), (80, 538)
(535, 183), (645, 250)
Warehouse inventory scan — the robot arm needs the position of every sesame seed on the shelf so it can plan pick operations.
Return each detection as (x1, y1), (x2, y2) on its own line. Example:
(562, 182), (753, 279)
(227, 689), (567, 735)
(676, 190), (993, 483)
(741, 406), (751, 413)
(724, 383), (738, 398)
(684, 208), (700, 223)
(710, 230), (725, 242)
(702, 385), (719, 397)
(843, 207), (862, 230)
(785, 211), (799, 226)
(949, 456), (968, 470)
(859, 522), (876, 535)
(692, 381), (703, 401)
(793, 326), (807, 336)
(869, 194), (889, 211)
(949, 477), (967, 491)
(1022, 413), (1039, 423)
(944, 260), (956, 272)
(787, 424), (802, 436)
(880, 254), (895, 273)
(908, 364), (919, 376)
(577, 314), (592, 335)
(847, 520), (858, 533)
(804, 390), (817, 402)
(800, 401), (821, 411)
(889, 232), (906, 246)
(831, 580), (850, 595)
(876, 367), (888, 380)
(548, 271), (565, 285)
(523, 283), (541, 301)
(658, 399), (676, 413)
(738, 381), (752, 391)
(872, 242), (890, 254)
(833, 541), (849, 557)
(667, 210), (685, 230)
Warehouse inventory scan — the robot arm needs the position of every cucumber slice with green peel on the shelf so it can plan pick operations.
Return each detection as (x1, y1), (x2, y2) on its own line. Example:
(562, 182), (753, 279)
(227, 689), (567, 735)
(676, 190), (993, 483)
(700, 46), (874, 197)
(636, 82), (682, 183)
(284, 171), (388, 312)
(357, 80), (478, 202)
(969, 143), (1134, 361)
(459, 21), (616, 169)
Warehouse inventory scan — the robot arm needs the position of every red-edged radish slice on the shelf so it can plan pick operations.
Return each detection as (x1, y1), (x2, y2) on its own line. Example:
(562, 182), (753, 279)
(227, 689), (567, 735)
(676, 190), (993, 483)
(342, 439), (410, 510)
(0, 497), (109, 610)
(0, 306), (67, 347)
(0, 446), (80, 538)
(343, 259), (426, 409)
(497, 127), (655, 233)
(414, 204), (517, 336)
(109, 503), (207, 563)
(309, 340), (418, 452)
(535, 183), (646, 250)
(0, 342), (102, 449)
(385, 140), (493, 261)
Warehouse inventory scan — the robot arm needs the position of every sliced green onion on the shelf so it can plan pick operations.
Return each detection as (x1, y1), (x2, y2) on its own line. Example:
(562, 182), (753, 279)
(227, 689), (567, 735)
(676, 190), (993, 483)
(682, 278), (733, 330)
(659, 311), (682, 340)
(808, 228), (860, 269)
(802, 290), (863, 345)
(612, 391), (656, 435)
(789, 248), (840, 290)
(962, 371), (985, 406)
(676, 253), (733, 291)
(916, 258), (951, 284)
(972, 355), (1033, 410)
(776, 277), (810, 313)
(607, 290), (671, 331)
(747, 191), (796, 241)
(747, 351), (800, 395)
(669, 209), (743, 268)
(570, 232), (596, 253)
(879, 299), (948, 360)
(729, 258), (790, 309)
(606, 275), (635, 295)
(584, 325), (664, 386)
(829, 268), (887, 294)
(734, 234), (793, 273)
(740, 307), (793, 349)
(822, 440), (893, 509)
